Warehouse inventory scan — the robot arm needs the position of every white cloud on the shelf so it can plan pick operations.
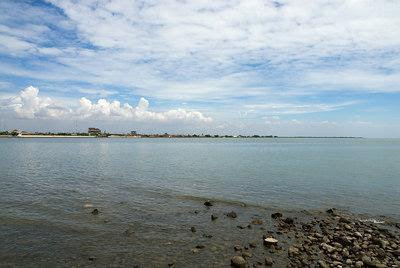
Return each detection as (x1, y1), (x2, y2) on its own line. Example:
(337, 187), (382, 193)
(1, 0), (399, 101)
(3, 86), (212, 123)
(244, 101), (355, 115)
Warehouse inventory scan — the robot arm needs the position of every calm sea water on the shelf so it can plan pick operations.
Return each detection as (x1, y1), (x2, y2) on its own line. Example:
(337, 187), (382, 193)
(1, 137), (400, 266)
(1, 138), (399, 219)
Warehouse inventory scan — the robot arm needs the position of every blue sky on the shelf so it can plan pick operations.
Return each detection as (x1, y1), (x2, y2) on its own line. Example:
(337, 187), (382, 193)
(0, 0), (399, 137)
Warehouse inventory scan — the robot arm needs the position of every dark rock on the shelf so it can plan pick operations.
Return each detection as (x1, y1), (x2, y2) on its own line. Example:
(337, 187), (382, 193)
(326, 208), (337, 215)
(211, 214), (218, 221)
(204, 200), (213, 207)
(190, 226), (196, 233)
(231, 256), (246, 268)
(271, 212), (283, 219)
(196, 244), (205, 249)
(88, 256), (96, 261)
(91, 208), (99, 215)
(265, 257), (273, 266)
(234, 245), (242, 251)
(227, 211), (237, 218)
(202, 234), (213, 238)
(283, 217), (294, 225)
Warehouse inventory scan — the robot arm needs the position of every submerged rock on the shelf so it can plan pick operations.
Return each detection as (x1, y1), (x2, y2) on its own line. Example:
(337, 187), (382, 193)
(227, 211), (237, 218)
(211, 214), (218, 221)
(204, 200), (213, 207)
(91, 208), (99, 215)
(271, 212), (283, 219)
(231, 256), (246, 268)
(283, 217), (294, 225)
(251, 218), (263, 225)
(190, 226), (196, 233)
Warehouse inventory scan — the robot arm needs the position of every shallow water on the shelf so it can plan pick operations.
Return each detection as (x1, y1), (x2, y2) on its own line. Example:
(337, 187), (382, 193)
(0, 138), (399, 266)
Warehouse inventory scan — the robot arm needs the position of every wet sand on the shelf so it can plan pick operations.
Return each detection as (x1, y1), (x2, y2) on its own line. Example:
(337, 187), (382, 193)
(1, 197), (399, 267)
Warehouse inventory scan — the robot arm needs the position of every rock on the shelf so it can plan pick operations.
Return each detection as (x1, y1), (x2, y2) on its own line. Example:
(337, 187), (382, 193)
(355, 231), (363, 238)
(227, 211), (237, 218)
(326, 208), (337, 215)
(271, 212), (283, 219)
(242, 251), (252, 259)
(190, 226), (196, 233)
(168, 262), (175, 267)
(346, 259), (352, 265)
(288, 246), (299, 256)
(202, 234), (212, 238)
(88, 256), (96, 261)
(123, 228), (134, 237)
(265, 257), (273, 266)
(249, 242), (257, 248)
(196, 244), (205, 249)
(204, 200), (213, 207)
(231, 256), (246, 268)
(211, 214), (218, 221)
(251, 218), (263, 225)
(283, 217), (294, 225)
(318, 260), (329, 268)
(264, 237), (278, 246)
(234, 245), (242, 251)
(355, 261), (363, 267)
(91, 208), (99, 215)
(320, 243), (335, 253)
(191, 248), (199, 254)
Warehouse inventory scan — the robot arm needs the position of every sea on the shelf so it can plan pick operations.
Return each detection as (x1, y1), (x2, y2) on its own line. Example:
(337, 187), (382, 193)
(1, 137), (399, 266)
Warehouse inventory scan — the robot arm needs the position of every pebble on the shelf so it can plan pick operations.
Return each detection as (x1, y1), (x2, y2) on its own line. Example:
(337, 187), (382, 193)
(204, 200), (213, 207)
(231, 256), (246, 268)
(355, 261), (363, 267)
(317, 260), (328, 268)
(271, 212), (283, 219)
(241, 251), (252, 259)
(288, 246), (299, 256)
(227, 211), (237, 218)
(251, 218), (263, 225)
(264, 237), (278, 246)
(265, 257), (273, 266)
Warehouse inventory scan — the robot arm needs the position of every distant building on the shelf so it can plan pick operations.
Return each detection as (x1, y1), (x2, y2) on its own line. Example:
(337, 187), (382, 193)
(88, 127), (101, 136)
(130, 131), (137, 135)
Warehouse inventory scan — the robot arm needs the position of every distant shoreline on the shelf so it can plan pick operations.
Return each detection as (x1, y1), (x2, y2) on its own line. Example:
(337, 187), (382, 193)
(0, 135), (363, 139)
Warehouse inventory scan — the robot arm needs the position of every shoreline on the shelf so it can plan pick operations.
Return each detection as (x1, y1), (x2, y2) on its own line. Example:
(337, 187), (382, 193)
(1, 199), (399, 267)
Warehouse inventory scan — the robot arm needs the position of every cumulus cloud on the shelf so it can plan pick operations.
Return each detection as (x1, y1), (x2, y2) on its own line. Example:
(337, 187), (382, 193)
(3, 86), (212, 123)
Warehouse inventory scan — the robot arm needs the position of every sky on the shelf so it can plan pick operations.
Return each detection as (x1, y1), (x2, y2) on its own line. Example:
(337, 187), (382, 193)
(0, 0), (399, 137)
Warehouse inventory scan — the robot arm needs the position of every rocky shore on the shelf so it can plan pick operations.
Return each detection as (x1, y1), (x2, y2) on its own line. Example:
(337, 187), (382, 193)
(186, 201), (400, 268)
(2, 198), (399, 267)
